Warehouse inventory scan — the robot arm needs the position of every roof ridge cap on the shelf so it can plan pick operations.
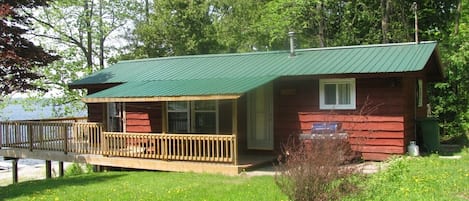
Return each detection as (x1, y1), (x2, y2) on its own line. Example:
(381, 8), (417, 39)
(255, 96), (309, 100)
(297, 41), (437, 52)
(116, 50), (289, 64)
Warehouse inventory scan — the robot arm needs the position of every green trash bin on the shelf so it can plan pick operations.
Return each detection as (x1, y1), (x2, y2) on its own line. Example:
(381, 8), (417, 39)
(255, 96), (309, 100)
(417, 118), (440, 153)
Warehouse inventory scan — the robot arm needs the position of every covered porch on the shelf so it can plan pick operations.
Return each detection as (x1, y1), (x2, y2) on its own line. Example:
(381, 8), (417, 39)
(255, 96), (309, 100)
(0, 118), (275, 176)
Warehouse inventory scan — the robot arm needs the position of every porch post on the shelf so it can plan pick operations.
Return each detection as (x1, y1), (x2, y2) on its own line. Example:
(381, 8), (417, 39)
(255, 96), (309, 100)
(63, 125), (68, 154)
(11, 158), (18, 184)
(0, 123), (2, 149)
(58, 161), (64, 177)
(45, 160), (52, 179)
(161, 102), (167, 134)
(232, 99), (238, 165)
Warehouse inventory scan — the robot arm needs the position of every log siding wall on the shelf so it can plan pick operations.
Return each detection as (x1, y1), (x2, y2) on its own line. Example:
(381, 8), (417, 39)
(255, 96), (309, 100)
(125, 102), (162, 133)
(273, 77), (421, 161)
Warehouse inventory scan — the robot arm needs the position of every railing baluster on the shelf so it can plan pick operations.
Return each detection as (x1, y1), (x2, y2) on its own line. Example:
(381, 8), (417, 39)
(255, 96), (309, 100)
(28, 123), (33, 151)
(63, 124), (68, 154)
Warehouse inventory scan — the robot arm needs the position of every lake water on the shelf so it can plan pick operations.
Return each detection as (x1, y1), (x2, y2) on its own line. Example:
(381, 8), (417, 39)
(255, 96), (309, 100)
(0, 101), (86, 121)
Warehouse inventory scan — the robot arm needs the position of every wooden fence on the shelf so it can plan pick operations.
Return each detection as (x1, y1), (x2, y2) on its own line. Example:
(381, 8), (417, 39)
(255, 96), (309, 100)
(0, 121), (237, 164)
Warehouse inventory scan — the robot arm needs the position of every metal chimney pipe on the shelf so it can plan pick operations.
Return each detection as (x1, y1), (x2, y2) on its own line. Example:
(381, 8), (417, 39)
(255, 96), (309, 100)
(288, 31), (296, 57)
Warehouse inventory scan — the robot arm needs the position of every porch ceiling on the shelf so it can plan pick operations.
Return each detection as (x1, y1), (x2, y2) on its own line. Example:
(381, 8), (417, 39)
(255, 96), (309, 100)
(82, 76), (277, 102)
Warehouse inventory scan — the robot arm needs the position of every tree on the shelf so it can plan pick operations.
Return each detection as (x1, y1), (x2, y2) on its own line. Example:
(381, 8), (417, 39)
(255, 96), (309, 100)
(135, 0), (222, 58)
(429, 0), (469, 143)
(10, 0), (145, 116)
(211, 0), (267, 52)
(0, 0), (59, 96)
(28, 0), (142, 71)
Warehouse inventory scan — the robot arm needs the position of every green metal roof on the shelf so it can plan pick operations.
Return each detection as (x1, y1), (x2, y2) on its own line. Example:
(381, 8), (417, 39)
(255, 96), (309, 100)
(85, 76), (276, 101)
(72, 41), (441, 101)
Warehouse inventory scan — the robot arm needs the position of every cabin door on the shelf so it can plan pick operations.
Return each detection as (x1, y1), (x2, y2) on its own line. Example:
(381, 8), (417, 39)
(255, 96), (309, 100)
(247, 83), (274, 150)
(107, 102), (125, 132)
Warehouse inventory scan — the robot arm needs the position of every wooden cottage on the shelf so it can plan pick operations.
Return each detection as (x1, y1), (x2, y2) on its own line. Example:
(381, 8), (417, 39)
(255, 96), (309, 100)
(0, 41), (443, 175)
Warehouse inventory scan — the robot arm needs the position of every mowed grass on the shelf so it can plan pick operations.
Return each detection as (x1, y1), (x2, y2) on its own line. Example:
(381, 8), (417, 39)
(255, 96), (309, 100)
(1, 148), (468, 201)
(0, 171), (288, 201)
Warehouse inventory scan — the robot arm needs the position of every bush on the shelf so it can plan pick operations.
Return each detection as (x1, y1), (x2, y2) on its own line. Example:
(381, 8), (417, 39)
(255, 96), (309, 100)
(275, 135), (360, 201)
(65, 163), (93, 176)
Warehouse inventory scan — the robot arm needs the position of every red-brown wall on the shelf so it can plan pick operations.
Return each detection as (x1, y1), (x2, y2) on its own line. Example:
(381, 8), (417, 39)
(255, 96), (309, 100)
(273, 76), (421, 161)
(125, 102), (162, 133)
(87, 103), (104, 123)
(85, 84), (119, 124)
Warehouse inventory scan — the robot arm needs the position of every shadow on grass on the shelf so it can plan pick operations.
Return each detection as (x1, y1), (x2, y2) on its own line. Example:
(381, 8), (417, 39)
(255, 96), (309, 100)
(0, 173), (126, 201)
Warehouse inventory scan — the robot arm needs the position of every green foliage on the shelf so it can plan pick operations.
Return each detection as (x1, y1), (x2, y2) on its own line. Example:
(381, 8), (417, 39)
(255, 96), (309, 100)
(64, 163), (92, 176)
(345, 149), (469, 201)
(211, 0), (266, 53)
(8, 0), (145, 117)
(429, 0), (469, 143)
(135, 0), (223, 58)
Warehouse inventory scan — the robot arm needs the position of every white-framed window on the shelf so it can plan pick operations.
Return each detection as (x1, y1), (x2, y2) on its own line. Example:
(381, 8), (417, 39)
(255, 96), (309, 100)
(167, 100), (218, 133)
(319, 78), (356, 110)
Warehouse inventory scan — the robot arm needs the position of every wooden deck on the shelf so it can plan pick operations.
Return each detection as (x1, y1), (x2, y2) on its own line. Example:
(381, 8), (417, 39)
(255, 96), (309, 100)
(0, 148), (274, 175)
(0, 120), (273, 175)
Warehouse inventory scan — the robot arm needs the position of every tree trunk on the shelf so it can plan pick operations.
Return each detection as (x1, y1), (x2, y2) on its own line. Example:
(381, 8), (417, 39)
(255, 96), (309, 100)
(316, 2), (325, 47)
(99, 0), (105, 69)
(454, 0), (461, 35)
(381, 0), (391, 43)
(145, 0), (149, 22)
(84, 0), (94, 72)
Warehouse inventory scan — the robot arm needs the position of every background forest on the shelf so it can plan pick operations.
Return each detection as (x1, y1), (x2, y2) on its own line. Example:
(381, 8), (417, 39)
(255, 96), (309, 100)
(1, 0), (468, 143)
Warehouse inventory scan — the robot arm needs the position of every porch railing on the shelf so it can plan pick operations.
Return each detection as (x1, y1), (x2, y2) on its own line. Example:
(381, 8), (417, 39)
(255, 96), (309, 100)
(103, 132), (237, 163)
(0, 121), (103, 154)
(0, 121), (237, 164)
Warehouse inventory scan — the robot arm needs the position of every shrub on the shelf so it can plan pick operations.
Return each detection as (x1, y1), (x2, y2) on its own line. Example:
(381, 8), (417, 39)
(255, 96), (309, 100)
(65, 163), (93, 176)
(275, 135), (359, 201)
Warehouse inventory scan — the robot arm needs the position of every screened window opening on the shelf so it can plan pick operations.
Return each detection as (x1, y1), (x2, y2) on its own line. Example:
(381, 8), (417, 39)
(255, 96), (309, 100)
(167, 100), (219, 134)
(167, 102), (189, 133)
(319, 78), (356, 110)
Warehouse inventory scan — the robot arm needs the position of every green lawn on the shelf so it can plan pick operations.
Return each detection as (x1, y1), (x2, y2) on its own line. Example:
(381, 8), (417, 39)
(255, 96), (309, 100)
(1, 148), (468, 201)
(0, 171), (288, 201)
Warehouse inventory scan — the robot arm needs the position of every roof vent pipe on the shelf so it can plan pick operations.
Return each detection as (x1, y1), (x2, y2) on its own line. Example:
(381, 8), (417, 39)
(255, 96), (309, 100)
(288, 31), (296, 57)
